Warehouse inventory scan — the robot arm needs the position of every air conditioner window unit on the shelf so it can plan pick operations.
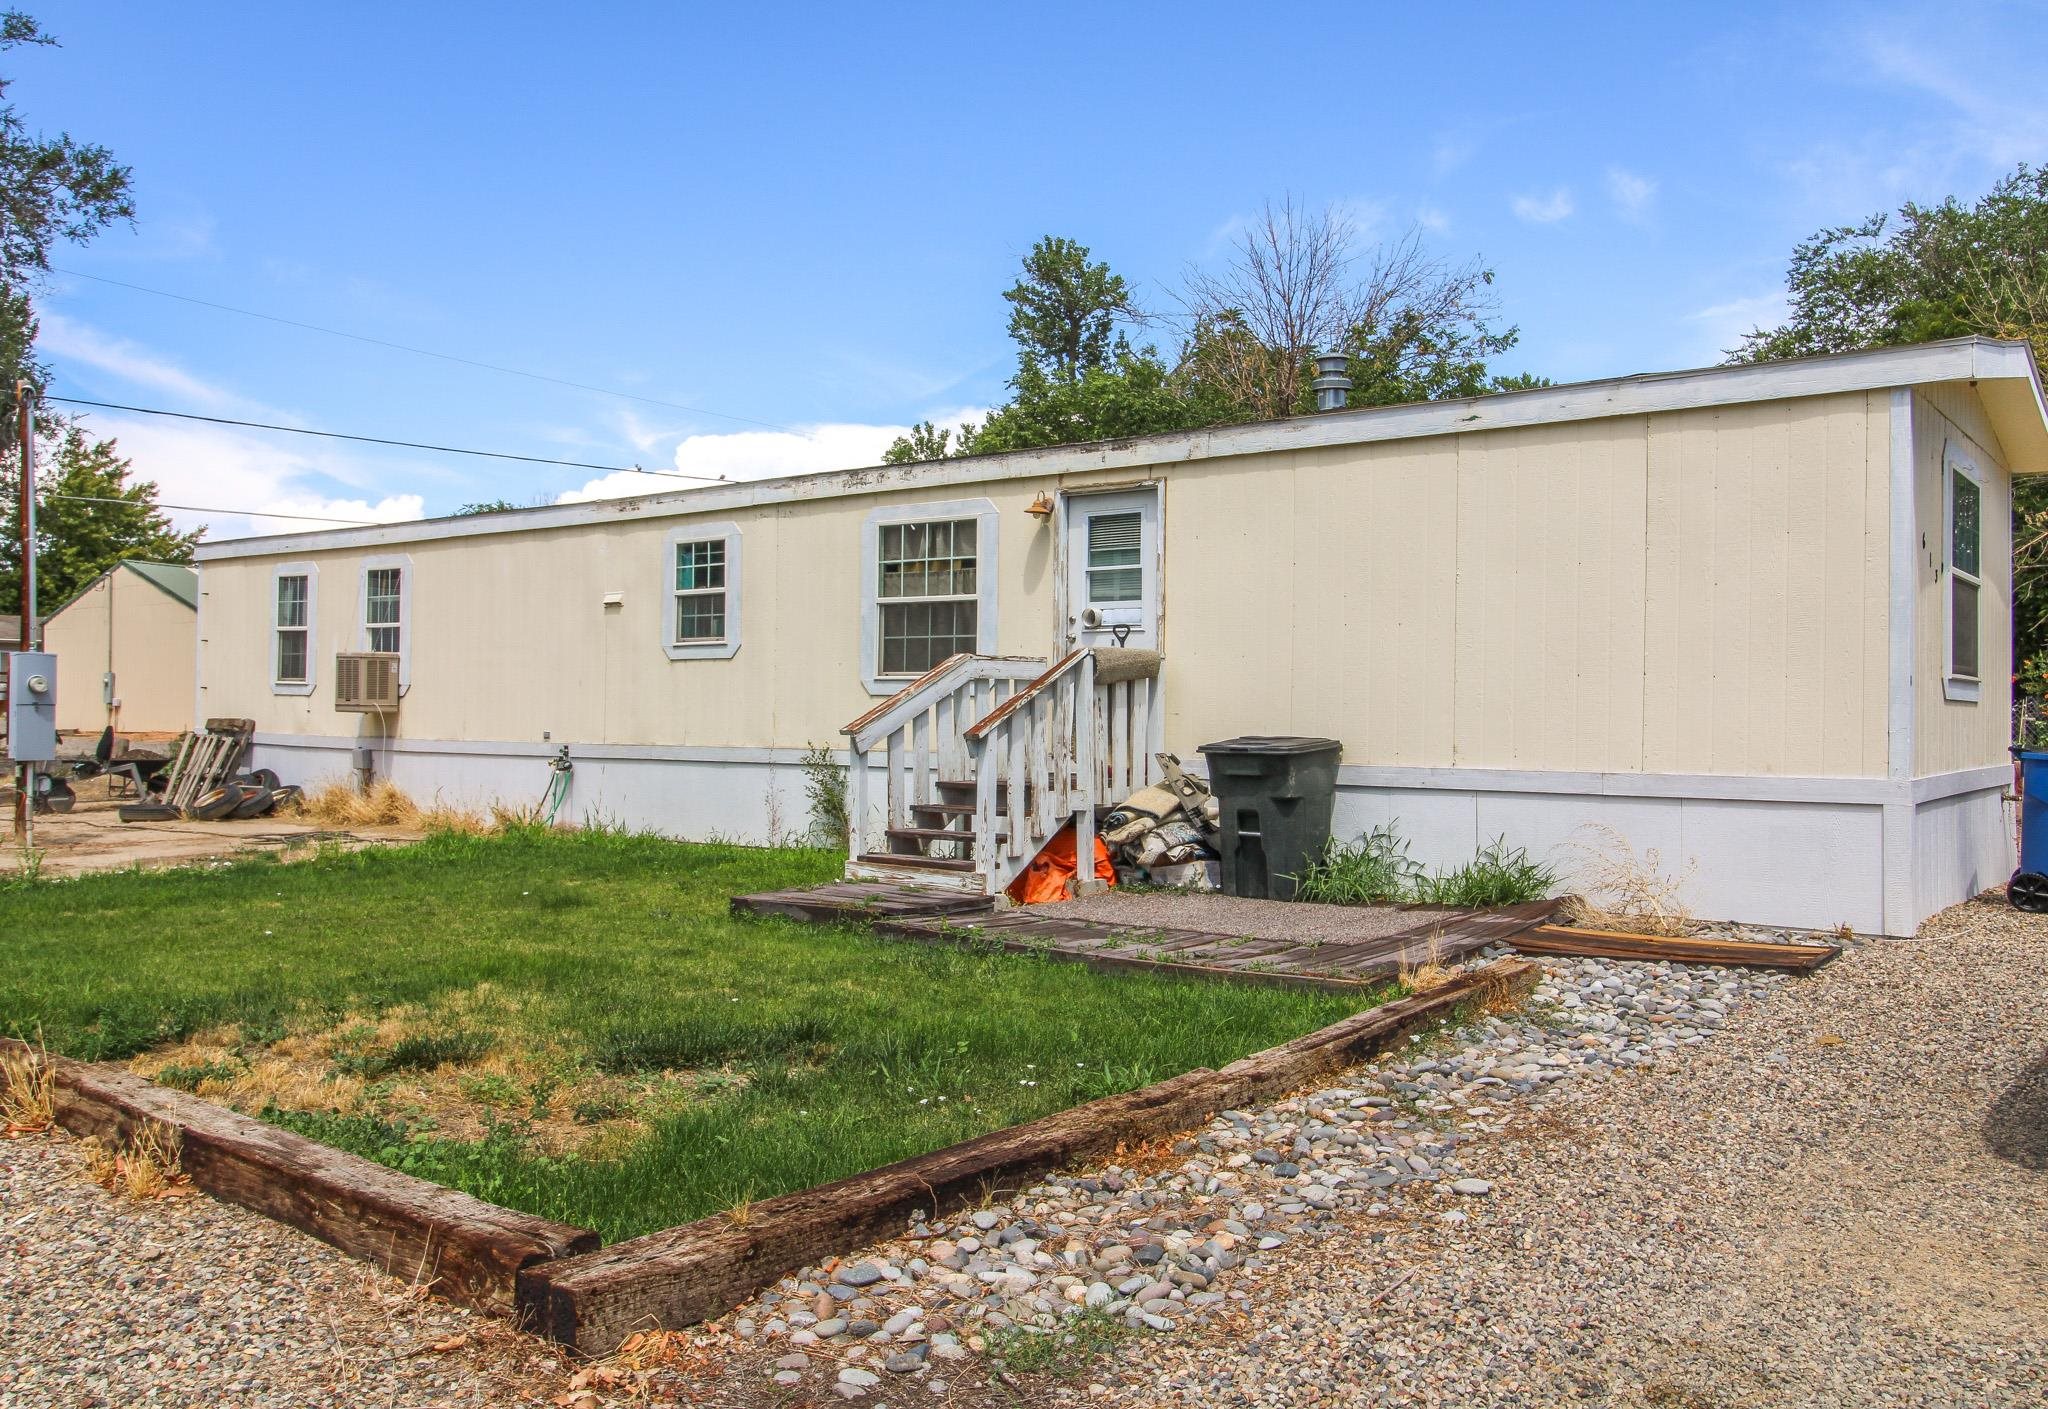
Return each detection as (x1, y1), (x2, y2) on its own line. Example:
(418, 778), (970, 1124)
(334, 651), (401, 713)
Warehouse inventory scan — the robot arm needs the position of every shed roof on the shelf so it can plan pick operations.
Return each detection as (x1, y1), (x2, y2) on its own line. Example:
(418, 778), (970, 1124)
(195, 336), (2048, 563)
(42, 559), (199, 622)
(120, 560), (199, 609)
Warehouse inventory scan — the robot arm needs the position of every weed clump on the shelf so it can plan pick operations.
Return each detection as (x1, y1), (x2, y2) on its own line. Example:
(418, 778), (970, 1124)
(1293, 825), (1555, 908)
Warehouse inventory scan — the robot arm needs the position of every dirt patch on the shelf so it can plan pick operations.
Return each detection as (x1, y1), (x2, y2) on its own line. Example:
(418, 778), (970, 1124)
(127, 991), (736, 1157)
(3, 798), (419, 878)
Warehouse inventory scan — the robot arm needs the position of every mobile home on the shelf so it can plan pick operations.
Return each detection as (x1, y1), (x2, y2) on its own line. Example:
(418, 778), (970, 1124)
(192, 338), (2048, 935)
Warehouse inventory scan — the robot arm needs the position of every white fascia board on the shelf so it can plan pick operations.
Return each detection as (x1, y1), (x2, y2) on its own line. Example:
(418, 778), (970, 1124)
(198, 337), (2044, 563)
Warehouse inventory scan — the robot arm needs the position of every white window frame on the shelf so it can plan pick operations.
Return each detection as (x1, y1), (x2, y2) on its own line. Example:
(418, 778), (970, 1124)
(662, 522), (742, 660)
(358, 553), (413, 689)
(1944, 440), (1983, 703)
(270, 561), (317, 696)
(860, 497), (1000, 695)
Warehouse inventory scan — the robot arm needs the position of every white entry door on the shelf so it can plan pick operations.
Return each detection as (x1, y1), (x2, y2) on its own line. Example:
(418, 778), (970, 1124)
(1064, 487), (1161, 651)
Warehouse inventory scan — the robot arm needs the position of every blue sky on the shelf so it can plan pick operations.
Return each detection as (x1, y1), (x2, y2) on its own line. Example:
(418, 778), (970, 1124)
(22, 1), (2048, 537)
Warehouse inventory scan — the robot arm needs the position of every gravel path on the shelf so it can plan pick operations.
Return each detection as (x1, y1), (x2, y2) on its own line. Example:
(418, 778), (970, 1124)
(1093, 899), (2048, 1407)
(6, 901), (2042, 1407)
(1031, 890), (1426, 943)
(0, 1134), (564, 1408)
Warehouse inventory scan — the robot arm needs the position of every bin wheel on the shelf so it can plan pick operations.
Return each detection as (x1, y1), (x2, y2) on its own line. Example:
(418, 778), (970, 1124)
(2009, 870), (2048, 913)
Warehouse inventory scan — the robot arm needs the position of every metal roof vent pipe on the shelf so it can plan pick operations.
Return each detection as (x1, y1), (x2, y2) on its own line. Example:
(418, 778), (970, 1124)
(1311, 352), (1353, 412)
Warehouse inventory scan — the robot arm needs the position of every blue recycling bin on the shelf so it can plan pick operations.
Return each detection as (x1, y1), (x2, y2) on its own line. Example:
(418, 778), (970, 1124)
(2010, 750), (2048, 912)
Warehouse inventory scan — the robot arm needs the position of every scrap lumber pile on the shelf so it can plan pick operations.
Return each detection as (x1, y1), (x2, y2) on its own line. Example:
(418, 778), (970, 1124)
(117, 718), (301, 823)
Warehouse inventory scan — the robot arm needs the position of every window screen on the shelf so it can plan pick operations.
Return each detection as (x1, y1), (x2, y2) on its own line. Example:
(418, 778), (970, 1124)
(878, 519), (977, 674)
(1085, 511), (1142, 604)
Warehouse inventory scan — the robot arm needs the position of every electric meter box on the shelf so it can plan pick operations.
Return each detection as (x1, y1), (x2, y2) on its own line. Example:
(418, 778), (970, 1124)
(3, 651), (57, 762)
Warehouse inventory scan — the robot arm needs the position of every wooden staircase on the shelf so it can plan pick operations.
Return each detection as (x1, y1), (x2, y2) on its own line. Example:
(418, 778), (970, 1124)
(842, 650), (1164, 898)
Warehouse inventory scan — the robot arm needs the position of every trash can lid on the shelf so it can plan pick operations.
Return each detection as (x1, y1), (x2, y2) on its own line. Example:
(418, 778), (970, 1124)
(1198, 736), (1344, 755)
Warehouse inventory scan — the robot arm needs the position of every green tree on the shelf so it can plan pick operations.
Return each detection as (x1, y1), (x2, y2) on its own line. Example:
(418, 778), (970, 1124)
(1001, 235), (1139, 382)
(1735, 164), (2048, 678)
(0, 425), (199, 610)
(0, 9), (133, 409)
(882, 418), (974, 465)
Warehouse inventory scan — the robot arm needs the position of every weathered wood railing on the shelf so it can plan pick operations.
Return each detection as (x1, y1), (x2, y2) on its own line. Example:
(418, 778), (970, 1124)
(841, 654), (1046, 869)
(962, 648), (1165, 896)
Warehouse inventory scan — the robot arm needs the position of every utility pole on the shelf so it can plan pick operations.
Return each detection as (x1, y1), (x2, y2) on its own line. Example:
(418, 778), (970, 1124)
(12, 378), (32, 844)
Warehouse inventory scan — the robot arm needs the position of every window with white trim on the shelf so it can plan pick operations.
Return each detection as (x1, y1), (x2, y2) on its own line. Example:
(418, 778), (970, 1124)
(365, 567), (402, 653)
(1947, 443), (1982, 695)
(673, 538), (727, 643)
(662, 524), (741, 659)
(275, 573), (310, 683)
(877, 517), (978, 676)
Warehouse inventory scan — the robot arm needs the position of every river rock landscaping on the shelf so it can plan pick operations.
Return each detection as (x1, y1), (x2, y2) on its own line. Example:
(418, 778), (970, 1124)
(697, 944), (1789, 1399)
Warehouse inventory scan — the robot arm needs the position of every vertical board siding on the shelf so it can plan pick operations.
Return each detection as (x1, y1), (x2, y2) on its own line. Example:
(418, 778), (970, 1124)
(1914, 385), (2014, 777)
(200, 391), (1900, 790)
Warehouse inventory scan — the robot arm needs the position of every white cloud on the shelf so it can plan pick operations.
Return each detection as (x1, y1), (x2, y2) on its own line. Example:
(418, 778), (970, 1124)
(40, 312), (437, 540)
(555, 407), (993, 505)
(77, 410), (428, 540)
(1510, 188), (1575, 224)
(1415, 205), (1450, 234)
(38, 312), (234, 407)
(1685, 291), (1791, 364)
(1605, 167), (1657, 221)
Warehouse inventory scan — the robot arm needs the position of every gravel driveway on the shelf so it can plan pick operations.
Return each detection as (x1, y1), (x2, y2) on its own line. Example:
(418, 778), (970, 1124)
(4, 900), (2042, 1408)
(1099, 899), (2048, 1407)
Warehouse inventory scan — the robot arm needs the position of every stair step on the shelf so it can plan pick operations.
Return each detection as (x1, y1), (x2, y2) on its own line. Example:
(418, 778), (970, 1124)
(886, 826), (1005, 844)
(910, 802), (977, 818)
(856, 852), (978, 873)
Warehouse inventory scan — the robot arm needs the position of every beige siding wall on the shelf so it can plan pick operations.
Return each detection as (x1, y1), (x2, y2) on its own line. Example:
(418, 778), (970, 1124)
(1163, 391), (1892, 776)
(201, 392), (1897, 780)
(1914, 384), (2014, 776)
(47, 570), (196, 734)
(199, 475), (1094, 749)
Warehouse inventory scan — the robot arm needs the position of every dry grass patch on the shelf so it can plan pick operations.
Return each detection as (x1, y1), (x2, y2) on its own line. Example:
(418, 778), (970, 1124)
(79, 1119), (191, 1200)
(290, 779), (550, 835)
(1557, 824), (1698, 936)
(125, 996), (714, 1157)
(1, 1042), (55, 1134)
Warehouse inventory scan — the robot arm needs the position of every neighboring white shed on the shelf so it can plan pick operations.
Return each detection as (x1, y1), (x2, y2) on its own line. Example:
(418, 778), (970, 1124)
(44, 560), (198, 736)
(191, 339), (2048, 935)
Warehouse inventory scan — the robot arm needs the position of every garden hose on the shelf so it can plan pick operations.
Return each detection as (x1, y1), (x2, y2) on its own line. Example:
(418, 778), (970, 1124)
(542, 747), (573, 825)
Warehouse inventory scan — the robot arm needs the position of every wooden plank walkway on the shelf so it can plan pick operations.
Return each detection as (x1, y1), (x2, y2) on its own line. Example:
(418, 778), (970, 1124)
(731, 883), (1558, 993)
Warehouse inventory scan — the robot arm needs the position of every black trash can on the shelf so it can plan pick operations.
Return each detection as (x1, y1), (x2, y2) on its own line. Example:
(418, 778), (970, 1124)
(1198, 736), (1344, 901)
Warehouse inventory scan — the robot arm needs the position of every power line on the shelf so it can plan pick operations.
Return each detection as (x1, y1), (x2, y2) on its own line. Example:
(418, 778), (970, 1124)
(49, 264), (791, 431)
(46, 396), (731, 482)
(46, 493), (380, 525)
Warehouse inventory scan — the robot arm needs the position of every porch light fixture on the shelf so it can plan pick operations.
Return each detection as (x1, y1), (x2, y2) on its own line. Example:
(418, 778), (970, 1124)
(1025, 491), (1055, 521)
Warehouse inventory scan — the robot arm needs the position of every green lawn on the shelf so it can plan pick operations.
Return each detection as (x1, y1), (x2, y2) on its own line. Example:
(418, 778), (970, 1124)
(0, 829), (1386, 1241)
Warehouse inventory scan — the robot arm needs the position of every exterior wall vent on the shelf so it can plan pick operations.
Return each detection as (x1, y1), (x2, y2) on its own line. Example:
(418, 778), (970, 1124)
(334, 651), (401, 713)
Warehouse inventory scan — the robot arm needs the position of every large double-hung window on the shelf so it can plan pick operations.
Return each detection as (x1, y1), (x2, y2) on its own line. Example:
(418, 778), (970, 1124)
(877, 518), (979, 676)
(861, 500), (998, 692)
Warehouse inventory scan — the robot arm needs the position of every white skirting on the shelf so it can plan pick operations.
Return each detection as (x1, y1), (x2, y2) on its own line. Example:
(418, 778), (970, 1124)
(247, 733), (2013, 936)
